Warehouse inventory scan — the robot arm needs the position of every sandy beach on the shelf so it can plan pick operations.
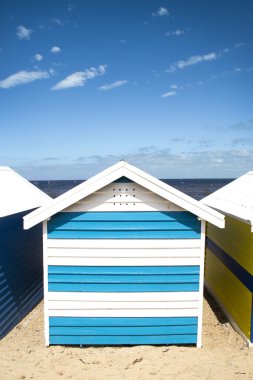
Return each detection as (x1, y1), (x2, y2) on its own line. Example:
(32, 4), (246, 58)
(1, 290), (253, 380)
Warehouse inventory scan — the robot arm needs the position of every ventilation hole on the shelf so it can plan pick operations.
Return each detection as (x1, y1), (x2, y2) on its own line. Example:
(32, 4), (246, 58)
(133, 195), (136, 197)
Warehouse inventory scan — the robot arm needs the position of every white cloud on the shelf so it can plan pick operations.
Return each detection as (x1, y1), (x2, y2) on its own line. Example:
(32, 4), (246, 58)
(161, 91), (177, 98)
(235, 42), (244, 48)
(170, 84), (178, 89)
(98, 80), (128, 91)
(50, 18), (64, 26)
(49, 68), (57, 76)
(165, 29), (185, 36)
(168, 52), (217, 72)
(34, 53), (43, 61)
(152, 7), (169, 17)
(16, 25), (32, 40)
(0, 70), (49, 89)
(52, 65), (106, 90)
(51, 46), (61, 54)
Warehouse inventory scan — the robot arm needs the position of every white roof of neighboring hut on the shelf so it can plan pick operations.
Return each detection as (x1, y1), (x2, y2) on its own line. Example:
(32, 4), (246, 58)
(24, 160), (225, 229)
(201, 171), (253, 231)
(0, 166), (52, 218)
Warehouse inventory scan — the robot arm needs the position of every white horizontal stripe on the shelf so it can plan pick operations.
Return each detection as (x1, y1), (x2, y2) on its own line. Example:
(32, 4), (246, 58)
(48, 247), (201, 258)
(48, 291), (200, 302)
(48, 309), (198, 318)
(47, 257), (201, 266)
(47, 239), (201, 249)
(65, 202), (182, 212)
(48, 300), (199, 310)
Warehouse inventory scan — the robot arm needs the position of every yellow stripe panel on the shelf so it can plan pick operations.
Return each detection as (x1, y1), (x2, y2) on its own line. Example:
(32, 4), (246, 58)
(207, 216), (253, 274)
(205, 248), (252, 339)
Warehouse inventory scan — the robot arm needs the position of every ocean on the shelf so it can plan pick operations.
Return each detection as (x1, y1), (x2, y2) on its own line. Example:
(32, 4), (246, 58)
(31, 178), (234, 200)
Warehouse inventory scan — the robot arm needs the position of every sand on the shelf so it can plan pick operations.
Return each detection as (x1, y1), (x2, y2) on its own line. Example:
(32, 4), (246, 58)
(1, 291), (253, 380)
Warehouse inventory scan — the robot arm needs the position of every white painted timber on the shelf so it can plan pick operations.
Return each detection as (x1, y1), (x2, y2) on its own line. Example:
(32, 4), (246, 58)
(48, 309), (199, 318)
(47, 238), (202, 266)
(43, 221), (50, 347)
(47, 248), (201, 258)
(65, 182), (184, 212)
(47, 257), (201, 266)
(48, 300), (199, 310)
(197, 220), (206, 348)
(47, 239), (201, 249)
(48, 292), (200, 302)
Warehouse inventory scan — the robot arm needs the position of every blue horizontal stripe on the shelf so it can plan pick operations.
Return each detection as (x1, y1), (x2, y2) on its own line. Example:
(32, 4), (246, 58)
(49, 316), (198, 345)
(49, 317), (198, 327)
(48, 211), (201, 240)
(48, 230), (200, 239)
(50, 325), (198, 336)
(48, 274), (199, 284)
(48, 283), (199, 292)
(49, 334), (197, 345)
(48, 265), (200, 292)
(206, 238), (253, 292)
(49, 211), (197, 222)
(48, 266), (200, 275)
(49, 221), (197, 231)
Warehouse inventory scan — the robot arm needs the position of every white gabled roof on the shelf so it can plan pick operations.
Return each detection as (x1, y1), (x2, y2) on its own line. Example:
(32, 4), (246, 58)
(23, 161), (225, 229)
(0, 166), (52, 218)
(202, 171), (253, 231)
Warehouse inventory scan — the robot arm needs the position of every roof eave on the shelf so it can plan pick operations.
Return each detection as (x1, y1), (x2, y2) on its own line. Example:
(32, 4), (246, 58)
(23, 160), (225, 230)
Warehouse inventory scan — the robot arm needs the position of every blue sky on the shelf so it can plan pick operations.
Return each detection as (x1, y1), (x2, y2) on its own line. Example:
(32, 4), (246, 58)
(0, 0), (253, 179)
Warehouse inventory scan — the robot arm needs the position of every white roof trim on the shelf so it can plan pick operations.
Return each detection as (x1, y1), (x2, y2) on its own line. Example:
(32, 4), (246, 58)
(24, 161), (225, 229)
(0, 166), (52, 217)
(201, 171), (253, 228)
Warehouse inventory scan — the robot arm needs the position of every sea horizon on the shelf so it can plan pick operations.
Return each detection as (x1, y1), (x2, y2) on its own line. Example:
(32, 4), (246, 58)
(31, 177), (234, 200)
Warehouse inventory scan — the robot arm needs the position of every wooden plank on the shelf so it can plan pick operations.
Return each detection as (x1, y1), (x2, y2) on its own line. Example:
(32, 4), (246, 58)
(47, 300), (199, 310)
(47, 247), (201, 258)
(49, 211), (196, 222)
(65, 202), (182, 212)
(49, 324), (198, 336)
(47, 230), (200, 239)
(48, 220), (199, 231)
(49, 334), (197, 345)
(47, 291), (200, 302)
(48, 308), (199, 317)
(48, 265), (200, 275)
(47, 239), (201, 249)
(47, 257), (201, 266)
(49, 316), (198, 326)
(48, 282), (199, 292)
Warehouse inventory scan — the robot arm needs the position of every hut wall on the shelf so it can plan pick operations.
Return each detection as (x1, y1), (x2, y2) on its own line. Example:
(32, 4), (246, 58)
(0, 211), (43, 339)
(205, 216), (253, 342)
(44, 181), (204, 346)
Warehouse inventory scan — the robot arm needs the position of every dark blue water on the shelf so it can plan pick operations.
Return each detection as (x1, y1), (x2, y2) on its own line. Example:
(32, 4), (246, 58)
(31, 178), (234, 200)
